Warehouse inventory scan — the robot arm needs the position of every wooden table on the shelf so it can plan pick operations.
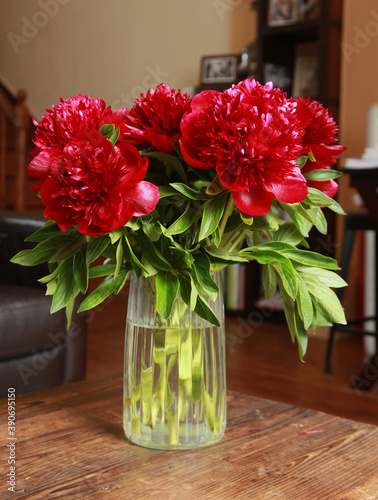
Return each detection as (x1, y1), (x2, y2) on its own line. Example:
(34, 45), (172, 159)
(1, 376), (378, 499)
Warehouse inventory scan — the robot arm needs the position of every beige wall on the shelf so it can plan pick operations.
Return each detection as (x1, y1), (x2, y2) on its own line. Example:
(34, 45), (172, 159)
(0, 0), (231, 118)
(338, 0), (378, 213)
(230, 0), (257, 54)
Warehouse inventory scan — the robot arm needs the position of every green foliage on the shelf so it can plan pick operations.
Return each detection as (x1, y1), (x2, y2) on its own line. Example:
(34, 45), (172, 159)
(11, 150), (347, 359)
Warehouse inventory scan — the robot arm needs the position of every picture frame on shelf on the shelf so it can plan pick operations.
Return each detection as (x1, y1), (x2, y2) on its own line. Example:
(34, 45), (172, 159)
(267, 0), (298, 26)
(292, 42), (319, 97)
(263, 62), (292, 94)
(292, 56), (319, 98)
(200, 55), (238, 85)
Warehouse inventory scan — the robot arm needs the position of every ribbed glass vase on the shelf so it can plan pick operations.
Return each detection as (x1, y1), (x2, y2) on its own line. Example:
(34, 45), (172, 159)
(123, 272), (226, 450)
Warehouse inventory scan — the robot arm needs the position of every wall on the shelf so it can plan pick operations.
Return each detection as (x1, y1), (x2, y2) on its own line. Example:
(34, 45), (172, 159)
(0, 0), (231, 118)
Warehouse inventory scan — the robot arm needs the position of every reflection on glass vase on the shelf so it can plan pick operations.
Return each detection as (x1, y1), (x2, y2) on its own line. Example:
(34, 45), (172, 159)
(123, 271), (227, 450)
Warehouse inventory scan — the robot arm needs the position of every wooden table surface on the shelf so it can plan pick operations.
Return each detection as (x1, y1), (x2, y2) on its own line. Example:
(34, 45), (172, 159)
(1, 375), (378, 500)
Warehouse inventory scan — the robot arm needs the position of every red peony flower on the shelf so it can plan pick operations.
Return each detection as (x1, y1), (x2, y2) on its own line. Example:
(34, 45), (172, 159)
(109, 84), (191, 152)
(38, 130), (159, 236)
(291, 97), (346, 197)
(294, 98), (346, 167)
(32, 94), (113, 152)
(180, 79), (308, 216)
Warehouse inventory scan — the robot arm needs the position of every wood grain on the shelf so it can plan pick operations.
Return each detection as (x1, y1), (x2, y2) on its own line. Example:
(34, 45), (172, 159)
(1, 375), (377, 499)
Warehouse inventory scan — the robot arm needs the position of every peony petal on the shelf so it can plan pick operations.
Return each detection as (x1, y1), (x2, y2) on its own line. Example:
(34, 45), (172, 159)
(232, 186), (273, 216)
(179, 137), (215, 169)
(265, 166), (308, 204)
(123, 181), (160, 217)
(27, 148), (62, 178)
(149, 131), (174, 152)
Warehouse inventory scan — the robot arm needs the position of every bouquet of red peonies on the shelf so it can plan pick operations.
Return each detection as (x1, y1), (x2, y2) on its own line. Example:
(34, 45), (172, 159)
(12, 79), (347, 360)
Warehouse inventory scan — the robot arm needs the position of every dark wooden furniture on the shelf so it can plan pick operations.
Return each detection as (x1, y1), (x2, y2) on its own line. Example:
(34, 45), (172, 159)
(1, 374), (377, 498)
(256, 0), (343, 120)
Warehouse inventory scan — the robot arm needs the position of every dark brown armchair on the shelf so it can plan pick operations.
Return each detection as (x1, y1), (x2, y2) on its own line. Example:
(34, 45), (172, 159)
(0, 210), (87, 397)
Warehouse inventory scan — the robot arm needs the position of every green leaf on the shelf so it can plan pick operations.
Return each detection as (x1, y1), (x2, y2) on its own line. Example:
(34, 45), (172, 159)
(99, 124), (115, 137)
(194, 295), (220, 327)
(88, 264), (116, 278)
(281, 248), (340, 270)
(109, 228), (124, 245)
(304, 187), (335, 207)
(273, 222), (305, 246)
(24, 220), (62, 242)
(198, 193), (228, 241)
(38, 266), (59, 284)
(205, 245), (248, 264)
(159, 186), (177, 199)
(49, 234), (86, 262)
(156, 271), (180, 319)
(166, 203), (196, 236)
(114, 237), (123, 280)
(51, 257), (80, 314)
(307, 207), (328, 235)
(303, 169), (343, 181)
(296, 273), (314, 329)
(11, 234), (83, 267)
(261, 264), (277, 300)
(250, 250), (297, 300)
(137, 233), (172, 271)
(294, 305), (309, 360)
(192, 253), (219, 298)
(145, 151), (187, 183)
(86, 235), (111, 264)
(177, 270), (198, 310)
(73, 249), (88, 293)
(107, 128), (120, 146)
(78, 274), (124, 312)
(123, 235), (147, 277)
(303, 275), (346, 325)
(280, 202), (314, 237)
(170, 182), (204, 200)
(261, 199), (279, 230)
(295, 265), (347, 288)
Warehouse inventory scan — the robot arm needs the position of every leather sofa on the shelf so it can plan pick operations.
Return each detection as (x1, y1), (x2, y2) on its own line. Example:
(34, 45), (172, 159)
(0, 210), (87, 397)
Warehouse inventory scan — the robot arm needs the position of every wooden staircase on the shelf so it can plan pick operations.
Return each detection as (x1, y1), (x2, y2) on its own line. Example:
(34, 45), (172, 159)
(0, 83), (43, 212)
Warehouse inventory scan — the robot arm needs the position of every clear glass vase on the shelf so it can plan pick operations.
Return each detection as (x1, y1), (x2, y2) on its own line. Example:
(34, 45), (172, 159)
(123, 272), (226, 450)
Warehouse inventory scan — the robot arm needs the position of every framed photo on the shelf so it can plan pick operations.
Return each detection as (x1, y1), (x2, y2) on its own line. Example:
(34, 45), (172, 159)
(292, 57), (319, 97)
(200, 55), (238, 85)
(268, 0), (298, 26)
(292, 42), (319, 97)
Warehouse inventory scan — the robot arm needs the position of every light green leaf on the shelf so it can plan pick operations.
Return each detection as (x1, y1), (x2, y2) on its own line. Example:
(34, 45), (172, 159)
(307, 207), (328, 235)
(261, 264), (277, 300)
(281, 248), (340, 270)
(156, 271), (180, 319)
(137, 233), (172, 271)
(273, 222), (305, 246)
(177, 271), (198, 310)
(280, 202), (314, 237)
(205, 246), (248, 264)
(296, 273), (314, 329)
(303, 275), (346, 325)
(295, 265), (347, 288)
(89, 264), (116, 278)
